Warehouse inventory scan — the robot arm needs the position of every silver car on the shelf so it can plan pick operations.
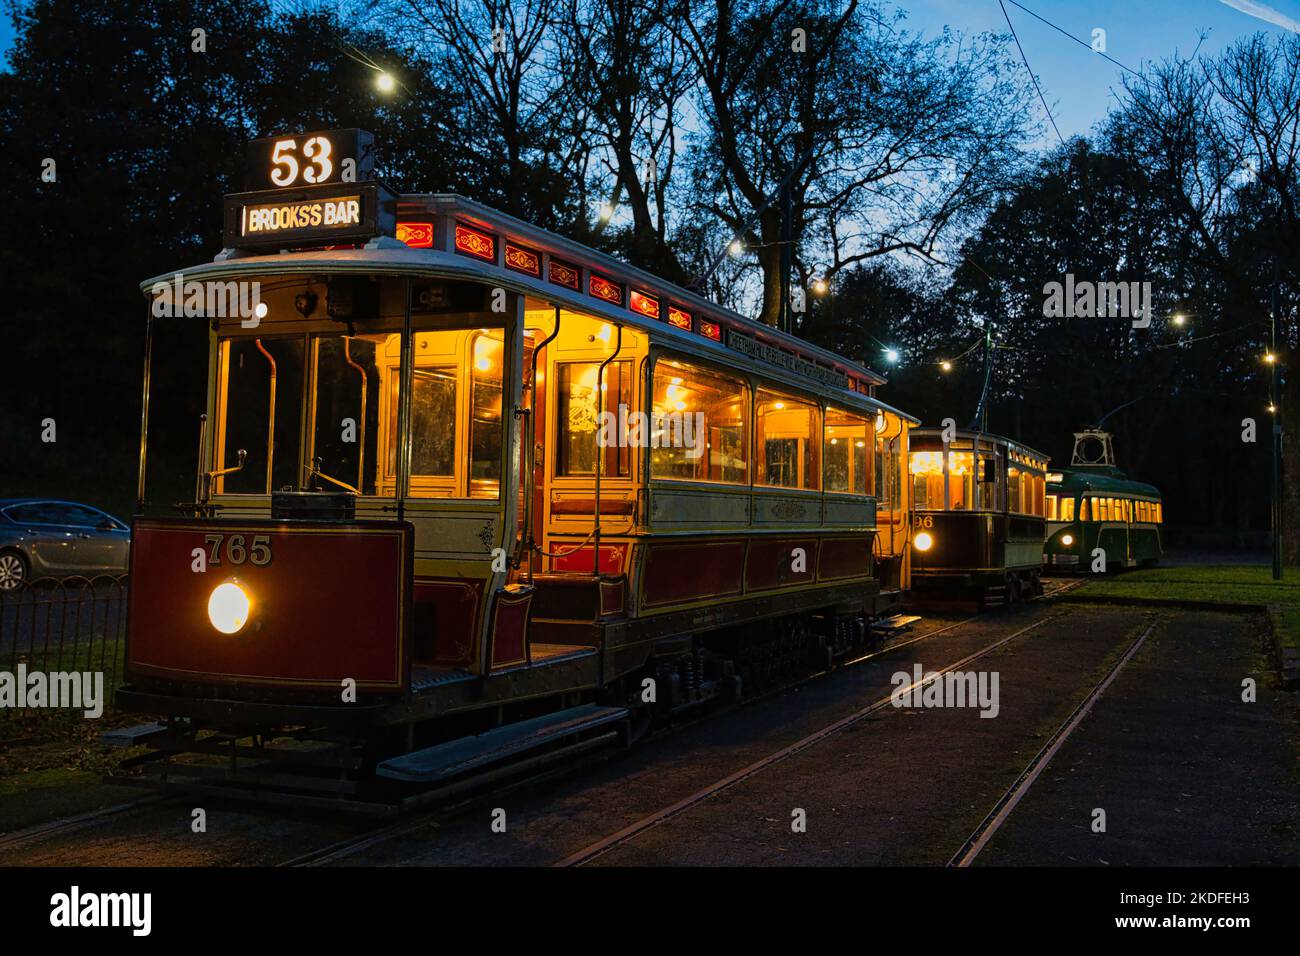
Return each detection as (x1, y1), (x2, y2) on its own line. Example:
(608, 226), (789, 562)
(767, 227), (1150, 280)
(0, 499), (130, 589)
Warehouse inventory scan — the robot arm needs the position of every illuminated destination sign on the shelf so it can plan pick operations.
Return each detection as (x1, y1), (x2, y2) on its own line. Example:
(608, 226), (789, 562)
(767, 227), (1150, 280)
(243, 194), (360, 234)
(726, 329), (850, 389)
(245, 129), (375, 191)
(223, 181), (396, 250)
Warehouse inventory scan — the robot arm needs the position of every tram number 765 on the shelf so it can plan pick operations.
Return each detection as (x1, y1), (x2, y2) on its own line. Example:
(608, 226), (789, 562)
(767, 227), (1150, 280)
(204, 534), (272, 567)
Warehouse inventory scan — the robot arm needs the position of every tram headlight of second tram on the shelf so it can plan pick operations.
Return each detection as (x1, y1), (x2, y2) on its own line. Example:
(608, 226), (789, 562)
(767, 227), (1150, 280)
(208, 581), (253, 635)
(1060, 533), (1074, 547)
(914, 531), (934, 552)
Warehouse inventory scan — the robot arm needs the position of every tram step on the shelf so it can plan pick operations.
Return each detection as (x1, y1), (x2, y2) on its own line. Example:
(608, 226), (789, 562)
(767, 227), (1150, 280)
(100, 722), (170, 749)
(872, 614), (921, 635)
(376, 703), (629, 783)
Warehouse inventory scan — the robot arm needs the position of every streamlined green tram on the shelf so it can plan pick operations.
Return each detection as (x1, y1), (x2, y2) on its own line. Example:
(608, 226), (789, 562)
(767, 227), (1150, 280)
(1043, 429), (1163, 573)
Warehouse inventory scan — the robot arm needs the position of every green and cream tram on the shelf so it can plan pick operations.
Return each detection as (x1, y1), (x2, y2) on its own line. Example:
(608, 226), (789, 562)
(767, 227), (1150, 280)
(1043, 429), (1164, 572)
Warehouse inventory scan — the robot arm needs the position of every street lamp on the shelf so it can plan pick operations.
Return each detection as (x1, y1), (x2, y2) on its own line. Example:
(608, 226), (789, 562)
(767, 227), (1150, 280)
(883, 348), (899, 364)
(375, 71), (396, 94)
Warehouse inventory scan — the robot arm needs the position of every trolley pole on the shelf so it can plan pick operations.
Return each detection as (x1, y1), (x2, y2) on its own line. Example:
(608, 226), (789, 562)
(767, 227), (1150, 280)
(1271, 271), (1283, 581)
(779, 178), (792, 335)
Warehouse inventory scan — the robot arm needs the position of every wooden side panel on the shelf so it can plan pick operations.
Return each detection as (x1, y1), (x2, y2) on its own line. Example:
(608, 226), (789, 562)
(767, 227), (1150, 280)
(818, 535), (873, 581)
(552, 542), (628, 574)
(490, 586), (533, 669)
(413, 578), (485, 668)
(641, 539), (745, 607)
(744, 537), (819, 591)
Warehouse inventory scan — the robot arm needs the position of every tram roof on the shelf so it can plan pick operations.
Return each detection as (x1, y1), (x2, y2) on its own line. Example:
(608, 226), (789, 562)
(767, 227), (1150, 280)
(909, 427), (1051, 464)
(140, 193), (917, 424)
(1048, 468), (1160, 498)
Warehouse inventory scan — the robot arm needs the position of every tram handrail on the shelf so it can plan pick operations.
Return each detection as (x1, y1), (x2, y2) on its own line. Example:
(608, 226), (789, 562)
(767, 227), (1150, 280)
(524, 307), (562, 585)
(343, 337), (368, 495)
(253, 339), (277, 494)
(593, 322), (624, 577)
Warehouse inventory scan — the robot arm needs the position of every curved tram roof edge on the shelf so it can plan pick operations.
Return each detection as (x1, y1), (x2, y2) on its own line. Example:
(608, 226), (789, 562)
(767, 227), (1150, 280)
(910, 426), (1051, 465)
(1049, 468), (1161, 498)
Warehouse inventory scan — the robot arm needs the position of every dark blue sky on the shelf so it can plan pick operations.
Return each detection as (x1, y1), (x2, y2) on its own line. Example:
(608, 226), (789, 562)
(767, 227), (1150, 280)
(1, 0), (1296, 143)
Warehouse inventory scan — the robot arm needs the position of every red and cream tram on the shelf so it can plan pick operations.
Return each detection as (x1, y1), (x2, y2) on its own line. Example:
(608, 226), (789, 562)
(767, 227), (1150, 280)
(114, 131), (916, 805)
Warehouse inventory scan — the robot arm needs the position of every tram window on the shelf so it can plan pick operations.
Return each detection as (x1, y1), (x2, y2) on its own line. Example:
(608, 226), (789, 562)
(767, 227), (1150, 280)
(947, 450), (975, 510)
(217, 336), (305, 495)
(469, 331), (504, 498)
(876, 425), (901, 510)
(401, 367), (457, 481)
(312, 335), (382, 496)
(556, 361), (631, 478)
(1155, 502), (1163, 523)
(824, 408), (872, 495)
(909, 450), (944, 510)
(1124, 499), (1133, 523)
(1025, 472), (1038, 516)
(1047, 494), (1058, 521)
(1061, 496), (1075, 522)
(756, 389), (820, 490)
(1007, 467), (1022, 513)
(651, 360), (748, 483)
(1034, 474), (1046, 516)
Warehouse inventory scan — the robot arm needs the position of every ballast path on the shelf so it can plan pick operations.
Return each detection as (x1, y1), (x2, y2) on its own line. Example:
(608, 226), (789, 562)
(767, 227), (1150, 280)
(555, 615), (1055, 867)
(946, 620), (1156, 867)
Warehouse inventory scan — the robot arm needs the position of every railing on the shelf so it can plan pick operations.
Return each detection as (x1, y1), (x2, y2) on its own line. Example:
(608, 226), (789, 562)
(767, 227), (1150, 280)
(0, 574), (128, 720)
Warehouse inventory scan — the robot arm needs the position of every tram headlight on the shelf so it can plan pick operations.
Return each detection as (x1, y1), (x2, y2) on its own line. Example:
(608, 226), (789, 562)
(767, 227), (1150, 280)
(914, 531), (934, 552)
(1061, 534), (1074, 547)
(208, 582), (252, 635)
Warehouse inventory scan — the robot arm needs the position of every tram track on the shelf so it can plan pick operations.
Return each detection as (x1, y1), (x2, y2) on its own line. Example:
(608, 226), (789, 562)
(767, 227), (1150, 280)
(0, 795), (170, 854)
(554, 614), (1058, 867)
(947, 618), (1157, 867)
(285, 584), (1083, 867)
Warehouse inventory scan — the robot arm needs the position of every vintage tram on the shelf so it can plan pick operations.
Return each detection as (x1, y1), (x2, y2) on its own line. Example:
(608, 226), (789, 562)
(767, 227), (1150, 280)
(905, 427), (1049, 606)
(1042, 429), (1163, 572)
(112, 130), (917, 807)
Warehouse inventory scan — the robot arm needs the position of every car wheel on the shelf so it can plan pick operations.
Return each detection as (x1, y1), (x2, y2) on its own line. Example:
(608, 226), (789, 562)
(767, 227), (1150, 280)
(0, 550), (28, 591)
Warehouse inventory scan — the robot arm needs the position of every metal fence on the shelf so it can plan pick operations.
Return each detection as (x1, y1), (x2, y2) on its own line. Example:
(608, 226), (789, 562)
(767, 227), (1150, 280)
(0, 574), (128, 719)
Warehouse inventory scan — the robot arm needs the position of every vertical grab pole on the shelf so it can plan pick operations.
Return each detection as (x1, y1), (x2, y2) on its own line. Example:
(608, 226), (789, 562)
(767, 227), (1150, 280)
(524, 307), (562, 584)
(254, 339), (277, 494)
(396, 279), (413, 523)
(593, 323), (624, 577)
(343, 338), (368, 494)
(136, 300), (155, 515)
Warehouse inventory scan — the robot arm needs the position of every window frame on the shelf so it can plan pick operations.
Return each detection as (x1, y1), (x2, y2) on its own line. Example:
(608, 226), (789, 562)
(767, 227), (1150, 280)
(647, 355), (750, 486)
(754, 385), (822, 492)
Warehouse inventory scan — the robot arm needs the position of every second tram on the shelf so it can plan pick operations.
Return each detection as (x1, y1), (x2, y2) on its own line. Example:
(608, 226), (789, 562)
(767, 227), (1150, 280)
(906, 428), (1050, 605)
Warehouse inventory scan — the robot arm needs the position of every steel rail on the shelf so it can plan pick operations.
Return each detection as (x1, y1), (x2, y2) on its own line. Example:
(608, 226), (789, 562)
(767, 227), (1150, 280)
(947, 618), (1157, 867)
